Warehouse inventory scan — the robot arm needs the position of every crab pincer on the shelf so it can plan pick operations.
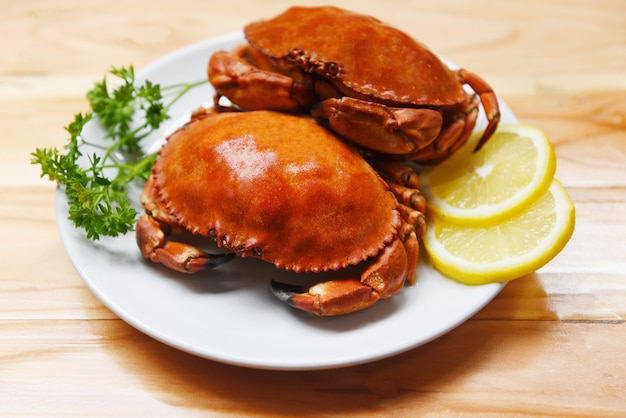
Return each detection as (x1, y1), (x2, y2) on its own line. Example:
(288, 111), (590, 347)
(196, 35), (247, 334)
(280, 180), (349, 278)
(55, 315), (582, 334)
(271, 235), (410, 316)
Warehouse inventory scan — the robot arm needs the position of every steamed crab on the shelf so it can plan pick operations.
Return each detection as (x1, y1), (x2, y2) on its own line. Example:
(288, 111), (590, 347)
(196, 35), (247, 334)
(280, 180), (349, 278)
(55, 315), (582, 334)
(208, 6), (500, 163)
(136, 109), (425, 316)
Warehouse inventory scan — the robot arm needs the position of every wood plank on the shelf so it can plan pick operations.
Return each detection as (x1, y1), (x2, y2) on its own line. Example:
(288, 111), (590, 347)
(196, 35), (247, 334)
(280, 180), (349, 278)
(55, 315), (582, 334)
(1, 319), (624, 417)
(0, 186), (115, 320)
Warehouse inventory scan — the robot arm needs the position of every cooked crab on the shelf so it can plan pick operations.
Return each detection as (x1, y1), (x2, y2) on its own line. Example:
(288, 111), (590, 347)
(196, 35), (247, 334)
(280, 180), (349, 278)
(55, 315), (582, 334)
(208, 6), (500, 163)
(136, 108), (425, 316)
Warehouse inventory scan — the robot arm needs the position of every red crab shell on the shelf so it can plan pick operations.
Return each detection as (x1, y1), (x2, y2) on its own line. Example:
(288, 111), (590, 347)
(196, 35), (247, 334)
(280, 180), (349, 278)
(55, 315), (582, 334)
(151, 109), (401, 273)
(243, 6), (466, 108)
(208, 6), (500, 163)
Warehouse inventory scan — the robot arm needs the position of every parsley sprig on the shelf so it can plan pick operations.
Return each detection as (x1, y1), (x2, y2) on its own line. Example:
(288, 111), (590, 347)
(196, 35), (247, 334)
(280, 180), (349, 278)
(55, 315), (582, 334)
(31, 66), (207, 240)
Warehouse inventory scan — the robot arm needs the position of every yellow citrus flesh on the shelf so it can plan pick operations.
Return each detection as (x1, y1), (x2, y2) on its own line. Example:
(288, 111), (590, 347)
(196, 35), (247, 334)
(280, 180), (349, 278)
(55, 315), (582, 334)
(423, 179), (575, 285)
(420, 125), (556, 225)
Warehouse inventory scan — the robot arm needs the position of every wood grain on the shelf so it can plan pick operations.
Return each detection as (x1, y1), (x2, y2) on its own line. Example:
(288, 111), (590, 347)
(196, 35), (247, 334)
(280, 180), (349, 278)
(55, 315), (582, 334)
(1, 0), (625, 416)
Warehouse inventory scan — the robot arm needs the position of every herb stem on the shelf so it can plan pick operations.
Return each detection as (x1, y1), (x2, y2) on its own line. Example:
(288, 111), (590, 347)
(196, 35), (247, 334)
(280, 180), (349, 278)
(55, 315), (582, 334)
(31, 65), (205, 239)
(163, 79), (209, 111)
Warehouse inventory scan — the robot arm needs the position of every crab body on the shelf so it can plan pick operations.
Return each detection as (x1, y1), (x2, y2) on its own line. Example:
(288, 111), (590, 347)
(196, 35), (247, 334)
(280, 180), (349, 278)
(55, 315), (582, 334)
(136, 109), (424, 316)
(208, 6), (500, 163)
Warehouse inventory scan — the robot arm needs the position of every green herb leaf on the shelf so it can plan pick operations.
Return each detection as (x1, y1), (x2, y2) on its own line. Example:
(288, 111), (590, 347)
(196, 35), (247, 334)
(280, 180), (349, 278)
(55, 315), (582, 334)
(32, 66), (207, 240)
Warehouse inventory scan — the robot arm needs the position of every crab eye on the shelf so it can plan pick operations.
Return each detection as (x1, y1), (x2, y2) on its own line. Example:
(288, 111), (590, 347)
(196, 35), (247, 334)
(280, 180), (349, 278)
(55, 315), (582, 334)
(325, 62), (339, 76)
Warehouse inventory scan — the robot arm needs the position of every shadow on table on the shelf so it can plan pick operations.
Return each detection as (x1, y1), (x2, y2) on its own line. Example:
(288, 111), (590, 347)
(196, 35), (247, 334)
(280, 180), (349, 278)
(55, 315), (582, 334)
(94, 273), (550, 415)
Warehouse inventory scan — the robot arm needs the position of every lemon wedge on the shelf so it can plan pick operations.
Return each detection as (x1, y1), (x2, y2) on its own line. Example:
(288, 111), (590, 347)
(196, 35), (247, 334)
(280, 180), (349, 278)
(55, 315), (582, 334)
(423, 179), (575, 285)
(421, 124), (556, 224)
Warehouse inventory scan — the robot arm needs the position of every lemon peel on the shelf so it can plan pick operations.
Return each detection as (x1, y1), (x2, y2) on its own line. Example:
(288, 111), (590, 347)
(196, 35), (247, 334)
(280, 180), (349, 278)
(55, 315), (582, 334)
(423, 177), (575, 285)
(421, 124), (557, 225)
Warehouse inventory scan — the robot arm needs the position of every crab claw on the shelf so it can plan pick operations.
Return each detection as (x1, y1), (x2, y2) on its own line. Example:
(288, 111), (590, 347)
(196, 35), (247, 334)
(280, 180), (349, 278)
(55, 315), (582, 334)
(136, 213), (235, 274)
(271, 236), (409, 316)
(271, 279), (381, 316)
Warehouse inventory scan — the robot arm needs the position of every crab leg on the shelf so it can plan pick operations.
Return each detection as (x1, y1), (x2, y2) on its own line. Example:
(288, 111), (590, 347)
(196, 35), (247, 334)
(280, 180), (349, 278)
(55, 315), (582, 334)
(208, 47), (315, 112)
(368, 160), (421, 189)
(312, 96), (443, 155)
(397, 221), (420, 285)
(271, 236), (408, 316)
(397, 204), (425, 241)
(136, 214), (234, 274)
(370, 161), (426, 237)
(386, 182), (427, 215)
(457, 68), (501, 152)
(404, 98), (475, 164)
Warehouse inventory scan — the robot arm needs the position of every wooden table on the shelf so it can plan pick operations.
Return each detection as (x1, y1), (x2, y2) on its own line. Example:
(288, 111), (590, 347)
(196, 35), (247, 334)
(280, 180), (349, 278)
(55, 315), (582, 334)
(2, 1), (625, 416)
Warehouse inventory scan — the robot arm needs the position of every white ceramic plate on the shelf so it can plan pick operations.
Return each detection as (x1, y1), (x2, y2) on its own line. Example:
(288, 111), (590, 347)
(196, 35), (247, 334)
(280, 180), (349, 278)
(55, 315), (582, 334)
(56, 33), (517, 370)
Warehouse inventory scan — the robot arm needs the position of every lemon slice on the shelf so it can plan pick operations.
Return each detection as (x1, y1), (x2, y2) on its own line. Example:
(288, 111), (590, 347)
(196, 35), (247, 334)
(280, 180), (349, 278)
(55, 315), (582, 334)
(421, 124), (556, 224)
(423, 179), (575, 285)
